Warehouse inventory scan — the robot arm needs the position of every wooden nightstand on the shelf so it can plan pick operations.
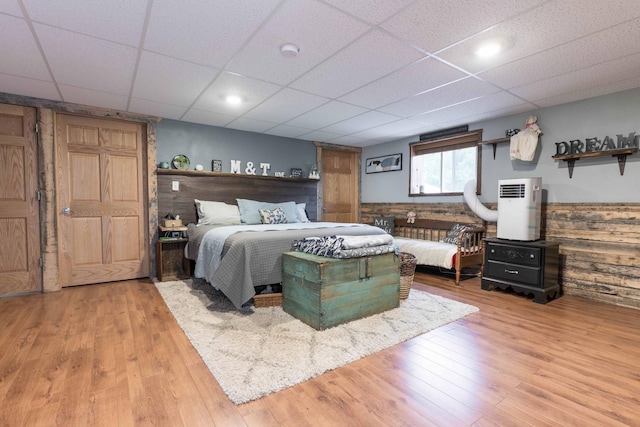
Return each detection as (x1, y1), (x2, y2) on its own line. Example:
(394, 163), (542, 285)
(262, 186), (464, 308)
(156, 226), (190, 282)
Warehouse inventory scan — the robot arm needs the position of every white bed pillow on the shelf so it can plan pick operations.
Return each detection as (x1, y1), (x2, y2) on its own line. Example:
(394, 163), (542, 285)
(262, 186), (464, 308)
(195, 199), (241, 226)
(297, 203), (310, 223)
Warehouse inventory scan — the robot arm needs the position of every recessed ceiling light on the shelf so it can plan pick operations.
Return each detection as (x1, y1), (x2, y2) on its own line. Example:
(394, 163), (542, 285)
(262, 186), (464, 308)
(225, 95), (243, 105)
(475, 41), (502, 58)
(280, 43), (300, 58)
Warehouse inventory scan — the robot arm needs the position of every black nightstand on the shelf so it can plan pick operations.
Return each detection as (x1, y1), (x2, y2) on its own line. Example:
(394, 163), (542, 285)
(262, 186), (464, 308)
(481, 238), (560, 303)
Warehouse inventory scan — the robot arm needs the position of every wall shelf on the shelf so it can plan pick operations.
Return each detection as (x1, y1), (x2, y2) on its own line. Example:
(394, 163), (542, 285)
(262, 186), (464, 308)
(156, 168), (319, 183)
(481, 137), (510, 159)
(552, 147), (637, 178)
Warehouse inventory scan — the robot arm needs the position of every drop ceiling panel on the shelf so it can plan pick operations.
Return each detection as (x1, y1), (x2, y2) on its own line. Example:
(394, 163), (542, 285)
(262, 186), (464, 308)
(438, 0), (640, 75)
(534, 76), (640, 109)
(226, 117), (279, 134)
(381, 0), (546, 53)
(321, 110), (400, 135)
(298, 129), (342, 142)
(60, 85), (128, 110)
(350, 118), (428, 140)
(322, 0), (413, 25)
(227, 0), (370, 86)
(510, 52), (640, 103)
(415, 91), (532, 126)
(0, 1), (22, 16)
(129, 98), (188, 120)
(35, 24), (136, 95)
(144, 0), (279, 68)
(132, 51), (219, 106)
(243, 88), (328, 123)
(3, 1), (640, 147)
(22, 0), (147, 46)
(480, 19), (640, 90)
(263, 124), (312, 139)
(0, 74), (60, 100)
(290, 30), (425, 98)
(0, 15), (51, 80)
(380, 77), (499, 117)
(285, 101), (367, 129)
(193, 72), (282, 115)
(181, 108), (236, 128)
(339, 57), (467, 109)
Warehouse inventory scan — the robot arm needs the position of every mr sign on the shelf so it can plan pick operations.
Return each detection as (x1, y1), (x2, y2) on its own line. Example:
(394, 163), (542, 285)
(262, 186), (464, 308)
(373, 216), (394, 235)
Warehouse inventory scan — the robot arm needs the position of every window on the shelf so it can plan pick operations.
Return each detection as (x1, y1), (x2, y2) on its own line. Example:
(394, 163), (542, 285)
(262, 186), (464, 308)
(409, 130), (482, 196)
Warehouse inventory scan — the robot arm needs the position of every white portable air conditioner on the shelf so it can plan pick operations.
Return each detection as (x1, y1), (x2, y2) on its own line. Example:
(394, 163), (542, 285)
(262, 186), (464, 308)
(497, 177), (542, 241)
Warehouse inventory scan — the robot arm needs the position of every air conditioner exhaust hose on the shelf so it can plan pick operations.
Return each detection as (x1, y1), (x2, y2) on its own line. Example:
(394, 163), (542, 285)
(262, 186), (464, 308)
(463, 179), (498, 222)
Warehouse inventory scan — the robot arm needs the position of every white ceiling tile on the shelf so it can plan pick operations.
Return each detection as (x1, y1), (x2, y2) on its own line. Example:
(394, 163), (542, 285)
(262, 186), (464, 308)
(438, 0), (640, 75)
(328, 135), (368, 145)
(510, 53), (640, 102)
(285, 100), (367, 129)
(414, 91), (532, 126)
(129, 98), (188, 120)
(144, 0), (279, 68)
(226, 117), (279, 133)
(290, 29), (425, 98)
(60, 85), (128, 110)
(133, 51), (219, 106)
(339, 57), (467, 109)
(0, 73), (60, 100)
(243, 88), (328, 123)
(381, 0), (546, 53)
(23, 0), (148, 46)
(227, 0), (370, 86)
(0, 0), (23, 16)
(534, 76), (640, 109)
(263, 124), (313, 139)
(321, 110), (400, 134)
(320, 0), (412, 25)
(0, 15), (50, 79)
(480, 18), (640, 90)
(297, 130), (342, 142)
(181, 108), (235, 127)
(350, 118), (428, 139)
(35, 24), (136, 95)
(193, 72), (282, 115)
(380, 77), (500, 117)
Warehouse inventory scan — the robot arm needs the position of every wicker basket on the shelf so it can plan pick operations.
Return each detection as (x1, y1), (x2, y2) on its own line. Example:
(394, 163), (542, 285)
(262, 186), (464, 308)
(253, 292), (283, 307)
(399, 252), (417, 299)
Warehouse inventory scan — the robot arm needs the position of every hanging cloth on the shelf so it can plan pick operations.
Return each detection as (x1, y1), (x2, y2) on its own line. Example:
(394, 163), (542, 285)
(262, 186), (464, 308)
(510, 115), (541, 161)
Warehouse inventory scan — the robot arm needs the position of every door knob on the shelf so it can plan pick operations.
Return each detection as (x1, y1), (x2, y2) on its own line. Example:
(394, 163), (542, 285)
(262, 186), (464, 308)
(62, 207), (72, 215)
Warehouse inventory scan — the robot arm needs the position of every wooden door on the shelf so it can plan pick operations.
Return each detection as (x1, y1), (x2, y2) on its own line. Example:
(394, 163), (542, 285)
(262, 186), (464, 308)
(321, 148), (359, 223)
(0, 104), (41, 295)
(56, 114), (148, 287)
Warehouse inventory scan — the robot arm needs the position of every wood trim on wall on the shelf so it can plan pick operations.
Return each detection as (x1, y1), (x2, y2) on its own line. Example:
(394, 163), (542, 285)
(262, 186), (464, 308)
(362, 202), (640, 310)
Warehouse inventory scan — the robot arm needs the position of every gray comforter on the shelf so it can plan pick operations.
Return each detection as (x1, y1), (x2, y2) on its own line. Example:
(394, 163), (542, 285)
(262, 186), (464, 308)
(187, 223), (388, 309)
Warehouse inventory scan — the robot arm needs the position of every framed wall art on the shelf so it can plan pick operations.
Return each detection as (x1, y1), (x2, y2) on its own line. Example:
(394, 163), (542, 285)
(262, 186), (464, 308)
(365, 153), (402, 174)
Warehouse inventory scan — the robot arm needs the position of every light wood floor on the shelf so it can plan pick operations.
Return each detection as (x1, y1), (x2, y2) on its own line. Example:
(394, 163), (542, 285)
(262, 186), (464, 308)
(1, 271), (639, 426)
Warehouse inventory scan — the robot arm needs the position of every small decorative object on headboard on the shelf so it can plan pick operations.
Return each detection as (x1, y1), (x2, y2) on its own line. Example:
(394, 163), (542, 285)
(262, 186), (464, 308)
(373, 216), (394, 234)
(407, 211), (416, 224)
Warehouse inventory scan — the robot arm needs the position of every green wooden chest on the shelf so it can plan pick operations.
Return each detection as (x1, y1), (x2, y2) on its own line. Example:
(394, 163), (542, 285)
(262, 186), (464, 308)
(282, 252), (400, 330)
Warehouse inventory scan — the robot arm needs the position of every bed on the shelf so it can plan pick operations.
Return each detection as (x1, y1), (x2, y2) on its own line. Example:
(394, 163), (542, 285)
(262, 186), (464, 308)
(187, 221), (388, 309)
(391, 218), (485, 285)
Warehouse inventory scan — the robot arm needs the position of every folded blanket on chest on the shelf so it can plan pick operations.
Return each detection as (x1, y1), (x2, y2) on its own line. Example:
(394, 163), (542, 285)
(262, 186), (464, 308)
(293, 234), (396, 258)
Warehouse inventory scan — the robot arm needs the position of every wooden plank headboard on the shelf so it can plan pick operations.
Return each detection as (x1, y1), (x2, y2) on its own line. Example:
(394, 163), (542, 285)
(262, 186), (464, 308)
(157, 170), (319, 225)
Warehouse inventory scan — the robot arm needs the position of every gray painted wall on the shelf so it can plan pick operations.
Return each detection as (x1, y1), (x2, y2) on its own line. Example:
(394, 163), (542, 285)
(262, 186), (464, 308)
(362, 88), (640, 204)
(156, 119), (316, 176)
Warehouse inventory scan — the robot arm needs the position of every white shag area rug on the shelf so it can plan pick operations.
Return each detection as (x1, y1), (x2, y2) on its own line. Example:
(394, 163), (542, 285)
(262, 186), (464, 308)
(154, 278), (478, 404)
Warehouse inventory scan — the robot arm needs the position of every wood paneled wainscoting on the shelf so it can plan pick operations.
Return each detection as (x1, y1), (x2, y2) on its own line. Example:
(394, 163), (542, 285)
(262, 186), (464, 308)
(362, 202), (640, 310)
